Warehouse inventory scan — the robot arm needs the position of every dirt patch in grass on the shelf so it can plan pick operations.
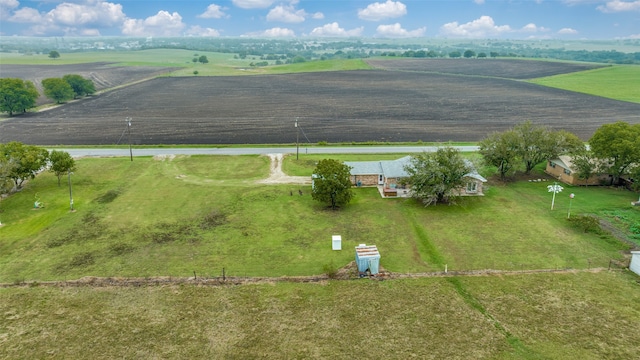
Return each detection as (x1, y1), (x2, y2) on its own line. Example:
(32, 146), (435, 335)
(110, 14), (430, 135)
(2, 67), (639, 145)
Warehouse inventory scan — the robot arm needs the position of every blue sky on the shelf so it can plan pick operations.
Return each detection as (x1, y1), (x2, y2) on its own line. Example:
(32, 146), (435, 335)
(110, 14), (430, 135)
(0, 0), (639, 39)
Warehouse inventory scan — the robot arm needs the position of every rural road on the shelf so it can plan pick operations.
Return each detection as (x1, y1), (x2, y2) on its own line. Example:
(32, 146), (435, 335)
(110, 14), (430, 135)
(54, 146), (480, 158)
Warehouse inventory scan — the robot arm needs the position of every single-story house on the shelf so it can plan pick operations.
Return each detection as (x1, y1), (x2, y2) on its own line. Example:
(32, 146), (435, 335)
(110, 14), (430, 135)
(545, 155), (609, 186)
(344, 156), (487, 197)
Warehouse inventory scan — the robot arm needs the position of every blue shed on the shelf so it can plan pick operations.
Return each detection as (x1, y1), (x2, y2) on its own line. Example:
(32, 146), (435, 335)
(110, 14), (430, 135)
(355, 244), (381, 275)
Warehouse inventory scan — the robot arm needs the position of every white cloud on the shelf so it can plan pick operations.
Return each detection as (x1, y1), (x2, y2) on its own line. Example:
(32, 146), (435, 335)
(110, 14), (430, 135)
(267, 4), (306, 23)
(439, 15), (511, 38)
(122, 10), (186, 37)
(376, 23), (425, 37)
(198, 4), (227, 19)
(474, 0), (485, 4)
(244, 27), (296, 37)
(558, 27), (579, 34)
(597, 0), (640, 12)
(6, 0), (126, 36)
(521, 23), (549, 33)
(259, 27), (296, 37)
(233, 0), (275, 9)
(624, 33), (640, 38)
(0, 0), (19, 20)
(358, 0), (407, 21)
(309, 22), (364, 37)
(46, 1), (125, 27)
(185, 25), (221, 37)
(9, 7), (41, 23)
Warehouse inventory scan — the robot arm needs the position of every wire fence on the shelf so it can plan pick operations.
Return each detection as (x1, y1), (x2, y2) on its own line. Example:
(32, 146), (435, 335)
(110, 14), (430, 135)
(1, 257), (633, 288)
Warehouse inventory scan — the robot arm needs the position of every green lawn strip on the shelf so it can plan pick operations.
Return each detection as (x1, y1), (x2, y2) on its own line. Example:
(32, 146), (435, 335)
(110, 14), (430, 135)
(416, 182), (632, 271)
(0, 279), (510, 359)
(459, 271), (640, 359)
(528, 65), (640, 103)
(446, 277), (546, 360)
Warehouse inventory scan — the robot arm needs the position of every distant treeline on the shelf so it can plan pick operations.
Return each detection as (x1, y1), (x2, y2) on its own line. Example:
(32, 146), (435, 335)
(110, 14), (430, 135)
(2, 37), (639, 65)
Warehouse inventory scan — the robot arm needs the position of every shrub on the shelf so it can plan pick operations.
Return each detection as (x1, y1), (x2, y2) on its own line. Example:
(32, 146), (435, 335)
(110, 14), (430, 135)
(568, 215), (602, 234)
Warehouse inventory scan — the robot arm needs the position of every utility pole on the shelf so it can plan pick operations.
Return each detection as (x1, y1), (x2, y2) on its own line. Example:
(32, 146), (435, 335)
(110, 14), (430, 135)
(295, 117), (299, 160)
(126, 117), (133, 161)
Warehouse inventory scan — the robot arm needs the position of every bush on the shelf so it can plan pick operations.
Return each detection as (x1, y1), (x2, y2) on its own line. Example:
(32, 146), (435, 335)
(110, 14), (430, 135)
(568, 215), (602, 234)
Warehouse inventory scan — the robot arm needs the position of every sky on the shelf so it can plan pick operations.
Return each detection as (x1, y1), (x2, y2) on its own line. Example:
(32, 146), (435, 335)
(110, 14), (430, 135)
(0, 0), (639, 39)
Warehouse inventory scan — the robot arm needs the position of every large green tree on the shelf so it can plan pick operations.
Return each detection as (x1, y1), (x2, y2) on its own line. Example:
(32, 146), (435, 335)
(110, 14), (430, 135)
(570, 149), (600, 187)
(49, 150), (76, 187)
(405, 147), (471, 206)
(62, 74), (96, 99)
(479, 130), (519, 180)
(0, 142), (49, 189)
(311, 159), (354, 210)
(513, 121), (583, 174)
(0, 78), (39, 116)
(589, 121), (640, 185)
(42, 78), (74, 104)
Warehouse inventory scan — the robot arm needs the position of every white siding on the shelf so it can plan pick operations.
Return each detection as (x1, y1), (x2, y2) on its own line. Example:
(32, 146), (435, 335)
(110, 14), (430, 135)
(630, 251), (640, 276)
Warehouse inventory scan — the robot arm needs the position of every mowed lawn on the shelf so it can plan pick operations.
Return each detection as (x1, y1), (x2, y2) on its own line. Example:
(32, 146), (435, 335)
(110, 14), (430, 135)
(1, 272), (639, 359)
(0, 154), (636, 282)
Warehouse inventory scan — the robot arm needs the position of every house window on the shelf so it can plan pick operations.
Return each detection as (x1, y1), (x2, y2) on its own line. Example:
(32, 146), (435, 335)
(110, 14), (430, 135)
(549, 162), (556, 168)
(466, 181), (477, 193)
(564, 169), (571, 175)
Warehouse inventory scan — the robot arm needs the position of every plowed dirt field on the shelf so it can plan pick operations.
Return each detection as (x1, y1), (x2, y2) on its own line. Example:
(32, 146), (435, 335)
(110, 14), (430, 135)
(1, 60), (638, 145)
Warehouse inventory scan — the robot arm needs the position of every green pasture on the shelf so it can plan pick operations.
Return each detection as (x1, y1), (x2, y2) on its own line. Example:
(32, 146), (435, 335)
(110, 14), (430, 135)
(529, 65), (640, 103)
(0, 154), (637, 283)
(0, 48), (371, 76)
(1, 271), (639, 359)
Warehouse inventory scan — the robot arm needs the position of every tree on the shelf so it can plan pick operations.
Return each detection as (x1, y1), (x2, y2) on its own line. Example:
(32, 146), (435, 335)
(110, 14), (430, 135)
(48, 50), (60, 59)
(42, 78), (74, 104)
(312, 159), (354, 210)
(479, 130), (519, 180)
(62, 74), (96, 99)
(589, 121), (640, 185)
(570, 149), (599, 187)
(463, 50), (476, 58)
(198, 55), (209, 64)
(0, 142), (49, 189)
(0, 156), (16, 194)
(0, 78), (39, 116)
(512, 121), (583, 174)
(405, 147), (471, 206)
(49, 150), (76, 187)
(449, 51), (461, 58)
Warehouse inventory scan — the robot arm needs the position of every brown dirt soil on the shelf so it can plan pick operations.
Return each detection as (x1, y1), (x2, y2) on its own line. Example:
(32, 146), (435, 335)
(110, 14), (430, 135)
(2, 61), (639, 145)
(365, 58), (605, 79)
(0, 62), (178, 105)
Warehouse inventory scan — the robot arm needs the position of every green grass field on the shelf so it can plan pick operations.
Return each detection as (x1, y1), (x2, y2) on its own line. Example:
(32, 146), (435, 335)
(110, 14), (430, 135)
(1, 271), (638, 359)
(528, 65), (640, 103)
(1, 154), (639, 358)
(0, 154), (637, 282)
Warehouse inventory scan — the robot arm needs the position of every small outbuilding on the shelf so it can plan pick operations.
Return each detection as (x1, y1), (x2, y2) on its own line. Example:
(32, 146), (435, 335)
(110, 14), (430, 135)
(355, 244), (380, 275)
(630, 251), (640, 276)
(332, 235), (342, 250)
